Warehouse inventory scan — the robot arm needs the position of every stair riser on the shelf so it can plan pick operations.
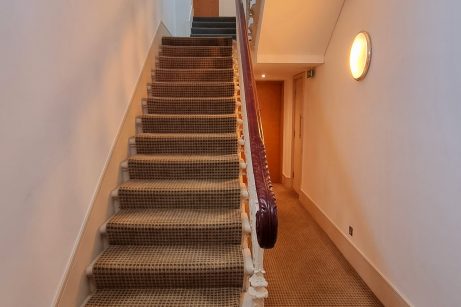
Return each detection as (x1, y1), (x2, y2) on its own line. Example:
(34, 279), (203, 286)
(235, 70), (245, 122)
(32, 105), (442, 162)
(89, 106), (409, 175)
(135, 137), (238, 155)
(118, 190), (241, 210)
(162, 37), (232, 46)
(151, 84), (234, 98)
(192, 21), (236, 28)
(158, 57), (233, 69)
(140, 118), (236, 133)
(191, 28), (236, 35)
(191, 34), (236, 40)
(106, 226), (242, 245)
(86, 289), (244, 306)
(93, 270), (243, 289)
(193, 17), (236, 22)
(145, 99), (236, 114)
(154, 69), (234, 82)
(128, 161), (240, 180)
(160, 46), (232, 57)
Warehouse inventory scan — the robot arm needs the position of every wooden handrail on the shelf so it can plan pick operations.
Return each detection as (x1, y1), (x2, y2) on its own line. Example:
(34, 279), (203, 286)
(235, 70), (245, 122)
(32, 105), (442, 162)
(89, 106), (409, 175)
(235, 0), (278, 248)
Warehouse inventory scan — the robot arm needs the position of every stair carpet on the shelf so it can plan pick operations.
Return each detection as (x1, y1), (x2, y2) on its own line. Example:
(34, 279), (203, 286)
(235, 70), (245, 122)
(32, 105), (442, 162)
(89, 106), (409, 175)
(191, 16), (236, 40)
(85, 35), (245, 306)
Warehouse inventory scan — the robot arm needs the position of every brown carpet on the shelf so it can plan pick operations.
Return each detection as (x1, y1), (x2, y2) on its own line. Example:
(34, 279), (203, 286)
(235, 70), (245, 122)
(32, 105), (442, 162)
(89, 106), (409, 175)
(265, 185), (382, 306)
(85, 34), (244, 306)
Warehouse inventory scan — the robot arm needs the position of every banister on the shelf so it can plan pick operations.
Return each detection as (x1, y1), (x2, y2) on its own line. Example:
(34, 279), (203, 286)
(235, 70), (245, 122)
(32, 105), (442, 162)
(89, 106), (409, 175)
(235, 0), (278, 249)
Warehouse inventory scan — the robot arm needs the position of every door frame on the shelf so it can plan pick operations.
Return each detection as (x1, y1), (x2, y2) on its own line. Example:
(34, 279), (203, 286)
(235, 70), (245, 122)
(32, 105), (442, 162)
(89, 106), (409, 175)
(291, 72), (305, 193)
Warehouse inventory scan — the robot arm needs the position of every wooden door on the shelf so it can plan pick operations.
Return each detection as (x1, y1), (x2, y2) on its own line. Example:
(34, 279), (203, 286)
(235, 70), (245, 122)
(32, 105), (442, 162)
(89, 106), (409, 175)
(292, 76), (304, 193)
(194, 0), (219, 17)
(256, 81), (283, 183)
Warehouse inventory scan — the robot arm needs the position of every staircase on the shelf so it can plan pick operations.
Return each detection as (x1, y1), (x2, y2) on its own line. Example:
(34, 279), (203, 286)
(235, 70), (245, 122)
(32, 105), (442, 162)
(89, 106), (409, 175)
(84, 19), (249, 306)
(192, 16), (237, 40)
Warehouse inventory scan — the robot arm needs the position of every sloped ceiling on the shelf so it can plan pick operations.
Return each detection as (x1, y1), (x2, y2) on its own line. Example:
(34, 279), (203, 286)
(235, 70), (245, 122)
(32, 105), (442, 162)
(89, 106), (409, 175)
(255, 0), (344, 65)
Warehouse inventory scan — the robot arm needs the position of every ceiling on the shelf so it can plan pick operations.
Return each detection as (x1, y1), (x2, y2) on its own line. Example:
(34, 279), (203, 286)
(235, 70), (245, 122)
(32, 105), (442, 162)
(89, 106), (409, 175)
(254, 0), (344, 65)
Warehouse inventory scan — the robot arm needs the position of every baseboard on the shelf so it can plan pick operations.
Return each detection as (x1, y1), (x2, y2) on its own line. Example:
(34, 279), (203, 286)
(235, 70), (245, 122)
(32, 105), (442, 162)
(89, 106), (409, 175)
(54, 22), (171, 307)
(281, 174), (293, 189)
(298, 190), (411, 307)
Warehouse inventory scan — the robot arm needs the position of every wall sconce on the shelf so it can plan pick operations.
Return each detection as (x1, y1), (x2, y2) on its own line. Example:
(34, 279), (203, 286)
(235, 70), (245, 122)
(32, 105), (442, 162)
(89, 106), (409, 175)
(349, 31), (372, 80)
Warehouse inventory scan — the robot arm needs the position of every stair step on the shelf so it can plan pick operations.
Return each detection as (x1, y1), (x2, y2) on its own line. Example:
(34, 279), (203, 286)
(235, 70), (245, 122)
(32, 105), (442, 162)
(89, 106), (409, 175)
(144, 97), (236, 114)
(135, 133), (238, 155)
(154, 68), (234, 82)
(160, 45), (232, 57)
(117, 179), (241, 209)
(192, 21), (236, 28)
(127, 154), (240, 180)
(92, 245), (244, 288)
(193, 17), (236, 22)
(150, 82), (234, 98)
(191, 27), (236, 35)
(191, 34), (236, 39)
(139, 114), (236, 133)
(106, 208), (242, 245)
(162, 36), (232, 46)
(158, 56), (233, 69)
(85, 288), (241, 307)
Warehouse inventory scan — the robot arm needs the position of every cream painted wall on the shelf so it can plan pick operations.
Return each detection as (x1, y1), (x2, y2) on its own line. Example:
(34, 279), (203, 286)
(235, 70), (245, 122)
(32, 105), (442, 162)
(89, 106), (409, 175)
(220, 0), (236, 16)
(0, 1), (191, 306)
(302, 0), (461, 306)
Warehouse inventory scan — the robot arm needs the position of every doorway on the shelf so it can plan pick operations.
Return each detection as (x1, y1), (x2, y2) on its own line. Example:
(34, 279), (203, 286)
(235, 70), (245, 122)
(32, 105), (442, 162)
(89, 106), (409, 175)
(193, 0), (219, 17)
(292, 75), (304, 194)
(255, 81), (284, 183)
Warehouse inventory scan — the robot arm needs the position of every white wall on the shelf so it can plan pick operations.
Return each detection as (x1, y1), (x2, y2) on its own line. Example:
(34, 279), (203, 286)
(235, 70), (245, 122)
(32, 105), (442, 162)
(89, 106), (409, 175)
(302, 0), (461, 306)
(175, 0), (194, 36)
(220, 0), (236, 16)
(0, 1), (190, 306)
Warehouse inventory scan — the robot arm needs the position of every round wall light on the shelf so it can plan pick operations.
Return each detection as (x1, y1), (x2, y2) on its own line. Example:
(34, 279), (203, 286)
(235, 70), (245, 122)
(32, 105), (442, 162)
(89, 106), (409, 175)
(349, 31), (372, 81)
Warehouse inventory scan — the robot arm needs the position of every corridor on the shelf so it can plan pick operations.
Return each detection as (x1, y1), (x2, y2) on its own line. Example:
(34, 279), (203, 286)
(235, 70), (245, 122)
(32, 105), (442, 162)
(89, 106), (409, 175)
(265, 185), (382, 306)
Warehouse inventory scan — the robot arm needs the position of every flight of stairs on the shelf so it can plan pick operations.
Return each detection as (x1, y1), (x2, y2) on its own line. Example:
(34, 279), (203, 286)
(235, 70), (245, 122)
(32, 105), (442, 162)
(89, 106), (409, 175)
(192, 16), (236, 40)
(84, 19), (247, 306)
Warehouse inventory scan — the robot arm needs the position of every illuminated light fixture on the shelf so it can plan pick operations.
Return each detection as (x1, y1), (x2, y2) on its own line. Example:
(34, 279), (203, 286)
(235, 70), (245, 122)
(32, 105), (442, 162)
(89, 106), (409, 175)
(261, 74), (266, 78)
(349, 31), (372, 80)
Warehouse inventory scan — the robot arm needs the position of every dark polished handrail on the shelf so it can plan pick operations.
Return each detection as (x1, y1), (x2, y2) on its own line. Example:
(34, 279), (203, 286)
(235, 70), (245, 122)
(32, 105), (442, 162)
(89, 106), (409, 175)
(235, 0), (277, 249)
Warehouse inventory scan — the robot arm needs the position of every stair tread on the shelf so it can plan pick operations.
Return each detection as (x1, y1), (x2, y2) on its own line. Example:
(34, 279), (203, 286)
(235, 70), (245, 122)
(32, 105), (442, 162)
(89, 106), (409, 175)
(161, 45), (232, 49)
(158, 56), (232, 60)
(143, 97), (237, 115)
(86, 288), (241, 307)
(151, 81), (234, 84)
(106, 208), (242, 245)
(92, 245), (244, 288)
(193, 17), (236, 21)
(192, 27), (236, 31)
(162, 36), (233, 46)
(136, 132), (237, 138)
(140, 114), (236, 120)
(146, 96), (235, 100)
(108, 208), (241, 229)
(192, 21), (237, 27)
(94, 244), (243, 270)
(191, 34), (236, 38)
(158, 56), (233, 69)
(128, 154), (239, 162)
(118, 178), (240, 192)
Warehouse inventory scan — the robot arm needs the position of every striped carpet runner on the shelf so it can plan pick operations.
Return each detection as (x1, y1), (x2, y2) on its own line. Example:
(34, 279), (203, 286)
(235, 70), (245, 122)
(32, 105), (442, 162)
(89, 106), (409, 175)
(85, 32), (245, 306)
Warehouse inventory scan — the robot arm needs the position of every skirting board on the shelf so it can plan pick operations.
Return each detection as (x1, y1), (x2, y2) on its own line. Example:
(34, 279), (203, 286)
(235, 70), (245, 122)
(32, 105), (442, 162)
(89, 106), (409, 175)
(281, 174), (293, 189)
(298, 191), (411, 307)
(54, 22), (171, 307)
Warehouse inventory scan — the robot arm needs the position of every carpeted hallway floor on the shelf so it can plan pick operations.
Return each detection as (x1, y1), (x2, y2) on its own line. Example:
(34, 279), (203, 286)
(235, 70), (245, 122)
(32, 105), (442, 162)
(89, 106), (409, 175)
(265, 184), (383, 306)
